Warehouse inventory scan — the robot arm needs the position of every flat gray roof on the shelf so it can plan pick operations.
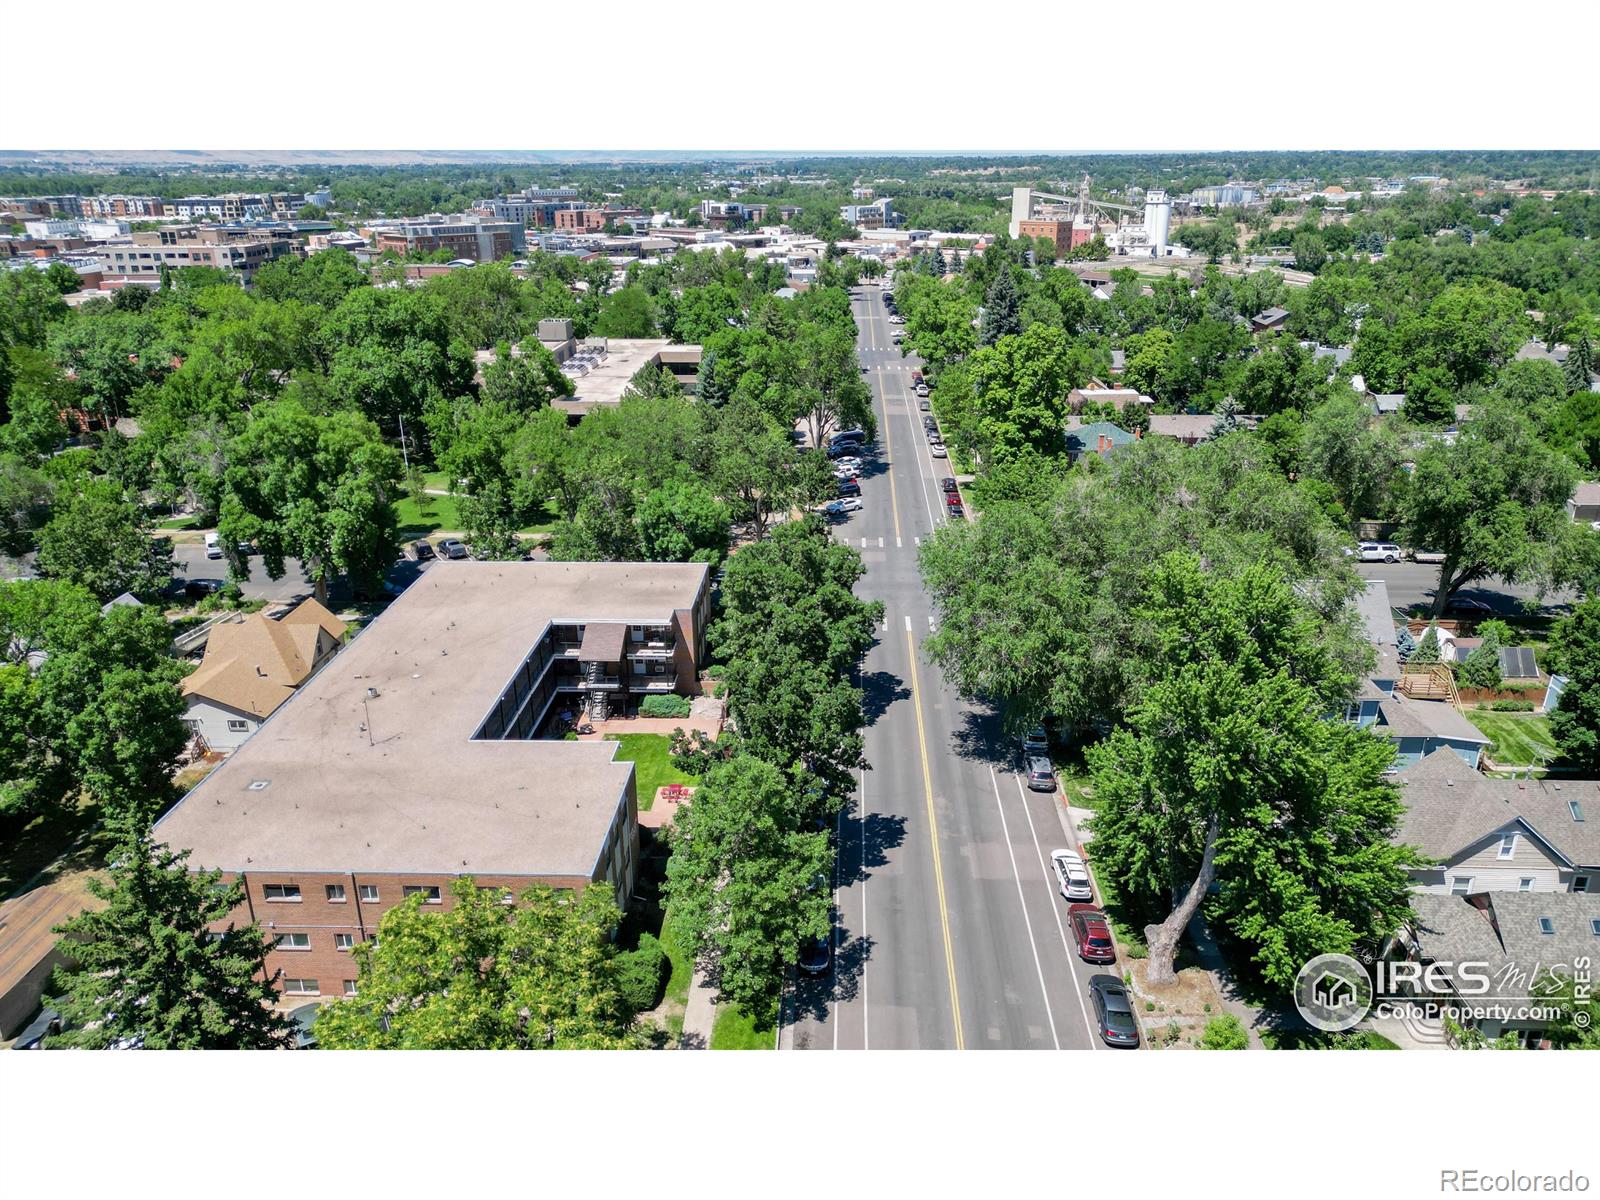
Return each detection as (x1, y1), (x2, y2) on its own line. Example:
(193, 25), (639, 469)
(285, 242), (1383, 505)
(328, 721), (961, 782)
(155, 561), (708, 877)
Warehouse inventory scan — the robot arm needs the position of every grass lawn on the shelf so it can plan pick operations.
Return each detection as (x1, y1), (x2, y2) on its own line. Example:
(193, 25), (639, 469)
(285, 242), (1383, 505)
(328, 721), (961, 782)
(393, 491), (464, 537)
(157, 514), (202, 531)
(1260, 1029), (1399, 1050)
(710, 1003), (774, 1050)
(604, 733), (695, 813)
(0, 794), (114, 899)
(1464, 711), (1557, 767)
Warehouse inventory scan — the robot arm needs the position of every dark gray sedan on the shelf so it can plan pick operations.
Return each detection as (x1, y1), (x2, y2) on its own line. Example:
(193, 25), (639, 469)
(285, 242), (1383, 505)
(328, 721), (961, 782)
(1089, 974), (1141, 1048)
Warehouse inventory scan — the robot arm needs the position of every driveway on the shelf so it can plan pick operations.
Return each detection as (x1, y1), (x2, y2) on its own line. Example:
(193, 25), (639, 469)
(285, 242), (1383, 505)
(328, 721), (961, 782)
(169, 544), (313, 603)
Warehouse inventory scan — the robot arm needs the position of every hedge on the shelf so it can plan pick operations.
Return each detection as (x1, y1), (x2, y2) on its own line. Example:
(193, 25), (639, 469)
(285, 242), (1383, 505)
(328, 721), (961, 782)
(640, 693), (692, 719)
(615, 934), (668, 1014)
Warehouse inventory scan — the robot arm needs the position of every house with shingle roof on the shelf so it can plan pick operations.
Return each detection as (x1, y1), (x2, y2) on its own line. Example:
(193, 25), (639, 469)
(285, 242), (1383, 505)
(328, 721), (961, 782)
(180, 597), (347, 751)
(1394, 748), (1600, 895)
(1401, 889), (1600, 1044)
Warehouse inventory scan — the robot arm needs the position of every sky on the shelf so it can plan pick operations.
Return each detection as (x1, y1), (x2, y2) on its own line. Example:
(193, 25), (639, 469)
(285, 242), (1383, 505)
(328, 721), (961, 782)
(3, 0), (1597, 154)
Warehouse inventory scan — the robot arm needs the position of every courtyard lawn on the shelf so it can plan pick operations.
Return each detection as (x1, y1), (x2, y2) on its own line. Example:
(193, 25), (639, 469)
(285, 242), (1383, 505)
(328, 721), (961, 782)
(710, 1003), (774, 1050)
(393, 491), (464, 537)
(1464, 711), (1558, 767)
(604, 733), (695, 812)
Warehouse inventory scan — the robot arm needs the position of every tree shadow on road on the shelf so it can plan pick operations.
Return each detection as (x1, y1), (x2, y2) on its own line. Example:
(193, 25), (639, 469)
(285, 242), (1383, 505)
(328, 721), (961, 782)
(947, 703), (1014, 769)
(860, 668), (910, 725)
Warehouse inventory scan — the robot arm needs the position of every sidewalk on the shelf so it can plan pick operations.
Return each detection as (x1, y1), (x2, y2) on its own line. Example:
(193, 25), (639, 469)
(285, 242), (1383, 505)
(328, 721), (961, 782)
(1183, 913), (1269, 1049)
(679, 965), (717, 1049)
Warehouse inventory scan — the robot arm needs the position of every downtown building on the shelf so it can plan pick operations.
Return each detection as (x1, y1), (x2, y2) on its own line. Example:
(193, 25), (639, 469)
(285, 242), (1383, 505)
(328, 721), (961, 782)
(153, 561), (711, 1005)
(373, 219), (525, 262)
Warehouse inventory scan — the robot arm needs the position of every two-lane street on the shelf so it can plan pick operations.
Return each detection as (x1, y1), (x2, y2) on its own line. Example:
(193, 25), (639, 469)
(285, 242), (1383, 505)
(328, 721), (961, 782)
(784, 283), (1113, 1051)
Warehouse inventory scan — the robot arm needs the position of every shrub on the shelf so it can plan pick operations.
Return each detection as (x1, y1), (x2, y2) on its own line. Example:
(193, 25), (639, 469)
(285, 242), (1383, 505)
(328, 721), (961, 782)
(1198, 1013), (1250, 1050)
(1491, 699), (1536, 712)
(705, 664), (726, 679)
(614, 934), (668, 1014)
(639, 694), (692, 719)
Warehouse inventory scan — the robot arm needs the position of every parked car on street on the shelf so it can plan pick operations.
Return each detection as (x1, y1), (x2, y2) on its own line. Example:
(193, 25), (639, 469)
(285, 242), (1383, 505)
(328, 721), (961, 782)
(920, 398), (931, 410)
(1050, 849), (1093, 901)
(1445, 595), (1494, 615)
(436, 538), (470, 560)
(1089, 974), (1141, 1047)
(947, 504), (965, 519)
(838, 479), (861, 497)
(940, 477), (958, 493)
(204, 531), (222, 560)
(182, 579), (224, 601)
(1023, 726), (1049, 753)
(798, 925), (833, 976)
(1409, 547), (1447, 563)
(944, 491), (962, 508)
(823, 497), (863, 516)
(412, 539), (436, 561)
(1358, 541), (1402, 563)
(930, 444), (948, 458)
(1068, 904), (1117, 964)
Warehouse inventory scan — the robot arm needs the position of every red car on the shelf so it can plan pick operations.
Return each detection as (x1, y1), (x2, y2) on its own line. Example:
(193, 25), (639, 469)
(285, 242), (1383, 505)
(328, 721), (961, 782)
(944, 491), (961, 508)
(1068, 903), (1116, 965)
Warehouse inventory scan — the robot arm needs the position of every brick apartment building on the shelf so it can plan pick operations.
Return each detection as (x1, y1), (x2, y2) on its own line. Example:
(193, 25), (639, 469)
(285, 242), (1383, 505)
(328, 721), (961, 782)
(79, 194), (165, 218)
(554, 208), (607, 232)
(373, 219), (525, 262)
(1018, 217), (1095, 258)
(153, 560), (712, 1006)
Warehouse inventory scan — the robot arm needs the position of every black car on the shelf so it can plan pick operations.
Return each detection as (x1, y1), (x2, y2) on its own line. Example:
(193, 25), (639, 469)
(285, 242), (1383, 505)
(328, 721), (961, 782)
(798, 928), (833, 976)
(838, 479), (861, 497)
(412, 539), (436, 561)
(948, 504), (965, 519)
(182, 579), (224, 601)
(828, 440), (864, 459)
(940, 477), (958, 493)
(1089, 974), (1141, 1047)
(436, 538), (470, 560)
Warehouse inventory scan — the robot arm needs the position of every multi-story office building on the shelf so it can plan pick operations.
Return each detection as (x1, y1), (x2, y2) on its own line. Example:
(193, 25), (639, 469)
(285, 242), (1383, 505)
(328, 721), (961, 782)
(153, 561), (711, 1005)
(554, 208), (607, 232)
(840, 199), (896, 229)
(373, 219), (525, 262)
(479, 196), (582, 227)
(97, 226), (291, 283)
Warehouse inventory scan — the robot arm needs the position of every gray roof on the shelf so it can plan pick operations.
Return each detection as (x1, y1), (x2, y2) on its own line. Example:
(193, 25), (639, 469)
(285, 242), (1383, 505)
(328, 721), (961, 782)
(1310, 344), (1353, 366)
(1253, 306), (1289, 324)
(1410, 891), (1600, 1001)
(1354, 579), (1397, 648)
(155, 561), (709, 878)
(100, 591), (143, 615)
(1377, 696), (1491, 744)
(1569, 482), (1600, 509)
(1373, 393), (1406, 413)
(1395, 748), (1600, 867)
(1147, 414), (1217, 441)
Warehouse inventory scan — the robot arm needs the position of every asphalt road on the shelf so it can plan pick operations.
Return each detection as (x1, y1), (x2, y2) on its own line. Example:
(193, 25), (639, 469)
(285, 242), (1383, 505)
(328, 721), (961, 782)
(1353, 561), (1577, 615)
(782, 284), (1109, 1052)
(168, 543), (313, 602)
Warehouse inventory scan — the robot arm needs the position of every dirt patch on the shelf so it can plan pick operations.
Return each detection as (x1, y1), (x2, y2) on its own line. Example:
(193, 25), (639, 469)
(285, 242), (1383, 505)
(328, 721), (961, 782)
(1126, 960), (1230, 1050)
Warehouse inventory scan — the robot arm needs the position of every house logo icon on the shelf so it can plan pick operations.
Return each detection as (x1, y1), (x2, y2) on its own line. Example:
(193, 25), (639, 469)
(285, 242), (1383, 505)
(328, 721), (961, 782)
(1294, 953), (1373, 1032)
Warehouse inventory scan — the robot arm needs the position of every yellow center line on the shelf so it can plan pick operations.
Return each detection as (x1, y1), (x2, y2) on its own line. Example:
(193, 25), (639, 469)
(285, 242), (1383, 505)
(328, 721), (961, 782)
(876, 333), (904, 545)
(905, 625), (964, 1050)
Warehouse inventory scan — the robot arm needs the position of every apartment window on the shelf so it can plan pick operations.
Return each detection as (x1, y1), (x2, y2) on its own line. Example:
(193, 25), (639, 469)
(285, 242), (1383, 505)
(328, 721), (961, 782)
(1449, 877), (1473, 895)
(227, 719), (249, 733)
(274, 932), (310, 950)
(282, 978), (319, 996)
(403, 885), (442, 903)
(343, 980), (358, 996)
(326, 884), (346, 903)
(1519, 878), (1535, 892)
(1538, 917), (1555, 935)
(1497, 833), (1518, 860)
(263, 884), (301, 902)
(335, 933), (354, 951)
(359, 885), (379, 902)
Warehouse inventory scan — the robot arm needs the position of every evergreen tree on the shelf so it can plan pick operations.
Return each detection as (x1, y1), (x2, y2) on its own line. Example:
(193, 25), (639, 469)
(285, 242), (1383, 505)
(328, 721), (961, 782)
(979, 267), (1022, 346)
(1209, 396), (1244, 439)
(930, 248), (947, 277)
(46, 813), (293, 1049)
(1566, 333), (1594, 396)
(1458, 626), (1503, 690)
(1412, 625), (1442, 665)
(1549, 598), (1600, 773)
(1395, 625), (1417, 663)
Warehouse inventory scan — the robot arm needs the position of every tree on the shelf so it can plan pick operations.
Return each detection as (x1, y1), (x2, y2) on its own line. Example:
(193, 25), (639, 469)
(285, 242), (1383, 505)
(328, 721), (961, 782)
(1457, 625), (1503, 690)
(663, 754), (832, 1027)
(1086, 554), (1418, 986)
(979, 266), (1022, 346)
(1299, 394), (1409, 523)
(708, 401), (817, 541)
(1198, 1014), (1250, 1049)
(0, 455), (53, 555)
(252, 247), (369, 310)
(1566, 333), (1595, 396)
(313, 880), (637, 1049)
(593, 286), (658, 339)
(1412, 626), (1442, 665)
(46, 814), (293, 1049)
(1548, 599), (1600, 773)
(637, 479), (729, 564)
(1292, 231), (1327, 274)
(1210, 396), (1244, 439)
(961, 324), (1094, 466)
(219, 399), (403, 600)
(1396, 625), (1418, 663)
(1400, 400), (1580, 616)
(35, 480), (172, 601)
(323, 287), (475, 433)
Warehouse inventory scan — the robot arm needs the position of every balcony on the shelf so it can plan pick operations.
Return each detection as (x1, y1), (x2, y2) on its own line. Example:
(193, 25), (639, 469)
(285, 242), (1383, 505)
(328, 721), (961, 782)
(631, 676), (677, 693)
(579, 676), (623, 690)
(627, 642), (675, 660)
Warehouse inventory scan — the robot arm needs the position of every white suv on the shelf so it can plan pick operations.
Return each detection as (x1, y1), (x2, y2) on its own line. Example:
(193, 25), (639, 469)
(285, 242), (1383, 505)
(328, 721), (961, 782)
(1358, 541), (1401, 563)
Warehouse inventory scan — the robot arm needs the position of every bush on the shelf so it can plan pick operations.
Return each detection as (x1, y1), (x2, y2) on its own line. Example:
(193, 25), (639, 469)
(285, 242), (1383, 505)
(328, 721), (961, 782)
(705, 664), (726, 679)
(1491, 699), (1536, 712)
(639, 694), (692, 719)
(1198, 1014), (1250, 1050)
(614, 934), (668, 1014)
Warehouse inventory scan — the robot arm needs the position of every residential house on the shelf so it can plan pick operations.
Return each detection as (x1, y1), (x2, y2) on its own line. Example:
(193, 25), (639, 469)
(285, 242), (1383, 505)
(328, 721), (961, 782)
(1371, 393), (1407, 416)
(1064, 420), (1137, 463)
(1565, 482), (1600, 523)
(1348, 579), (1401, 727)
(1249, 306), (1290, 334)
(1395, 748), (1599, 895)
(1373, 693), (1490, 769)
(1066, 387), (1153, 415)
(180, 598), (347, 751)
(1147, 413), (1222, 446)
(1401, 889), (1600, 1045)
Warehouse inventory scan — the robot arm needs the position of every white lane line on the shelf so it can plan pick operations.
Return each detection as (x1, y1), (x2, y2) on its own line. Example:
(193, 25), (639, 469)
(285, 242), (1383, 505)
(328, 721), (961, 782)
(987, 767), (1060, 1050)
(903, 614), (912, 632)
(861, 537), (868, 549)
(896, 536), (902, 549)
(860, 763), (870, 1050)
(1012, 773), (1099, 1048)
(878, 536), (884, 549)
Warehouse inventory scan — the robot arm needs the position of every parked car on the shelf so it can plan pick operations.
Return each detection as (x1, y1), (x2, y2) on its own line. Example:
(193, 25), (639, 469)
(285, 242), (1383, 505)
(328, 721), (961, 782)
(1050, 849), (1093, 902)
(798, 928), (833, 976)
(1358, 541), (1402, 563)
(1446, 595), (1495, 615)
(828, 441), (863, 459)
(928, 432), (943, 446)
(923, 416), (937, 430)
(436, 538), (470, 560)
(412, 539), (436, 562)
(940, 477), (958, 493)
(1088, 974), (1141, 1047)
(915, 384), (930, 397)
(1023, 726), (1049, 753)
(823, 497), (863, 516)
(1409, 547), (1447, 563)
(838, 479), (861, 497)
(182, 579), (223, 601)
(944, 491), (962, 508)
(930, 445), (948, 458)
(204, 531), (222, 560)
(919, 399), (931, 411)
(947, 504), (965, 519)
(1068, 904), (1117, 965)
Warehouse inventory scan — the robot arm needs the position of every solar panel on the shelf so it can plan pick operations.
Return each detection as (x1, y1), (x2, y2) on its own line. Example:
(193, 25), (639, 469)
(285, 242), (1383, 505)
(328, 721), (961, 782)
(1499, 646), (1539, 679)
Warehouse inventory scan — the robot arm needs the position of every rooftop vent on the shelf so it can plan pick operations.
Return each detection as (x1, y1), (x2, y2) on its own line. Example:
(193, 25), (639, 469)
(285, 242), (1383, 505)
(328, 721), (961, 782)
(247, 780), (270, 791)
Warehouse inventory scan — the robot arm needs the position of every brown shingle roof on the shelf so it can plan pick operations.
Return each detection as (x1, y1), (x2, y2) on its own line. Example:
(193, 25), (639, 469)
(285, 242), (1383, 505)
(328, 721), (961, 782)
(180, 598), (345, 718)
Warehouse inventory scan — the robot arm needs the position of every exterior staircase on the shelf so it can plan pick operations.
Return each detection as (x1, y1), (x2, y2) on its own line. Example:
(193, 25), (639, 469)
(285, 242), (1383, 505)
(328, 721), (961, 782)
(585, 661), (609, 720)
